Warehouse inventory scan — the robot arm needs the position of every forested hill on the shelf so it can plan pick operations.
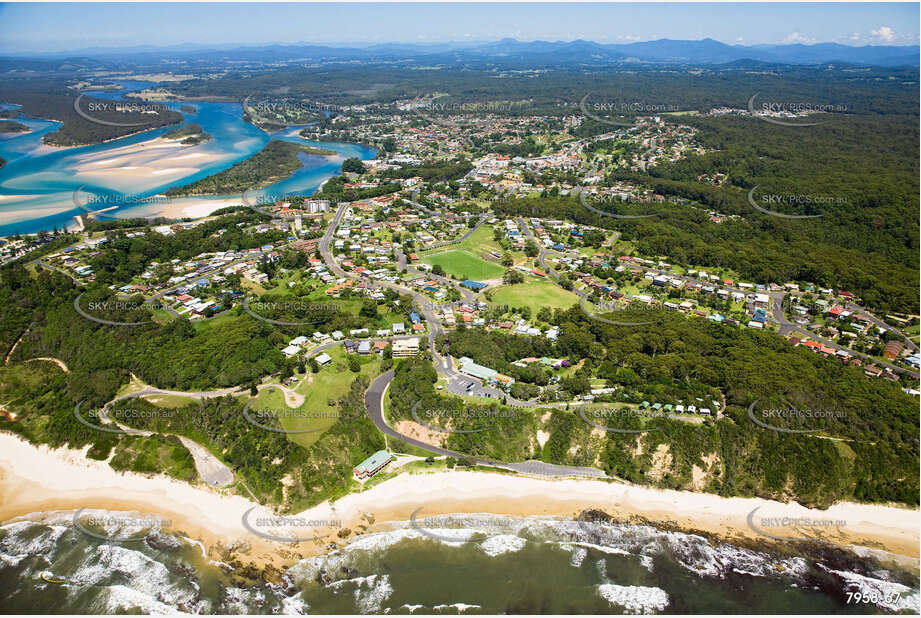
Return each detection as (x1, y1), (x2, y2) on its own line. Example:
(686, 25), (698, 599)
(0, 79), (182, 146)
(165, 139), (335, 196)
(387, 312), (918, 508)
(494, 111), (919, 315)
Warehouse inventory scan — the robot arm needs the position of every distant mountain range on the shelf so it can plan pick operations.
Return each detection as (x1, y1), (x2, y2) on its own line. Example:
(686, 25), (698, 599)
(3, 38), (919, 68)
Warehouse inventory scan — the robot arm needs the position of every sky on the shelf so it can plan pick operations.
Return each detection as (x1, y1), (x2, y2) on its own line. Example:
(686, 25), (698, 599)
(0, 2), (918, 54)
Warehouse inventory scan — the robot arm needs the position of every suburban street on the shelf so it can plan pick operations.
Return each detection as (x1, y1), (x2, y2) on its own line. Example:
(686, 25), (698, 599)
(516, 219), (919, 379)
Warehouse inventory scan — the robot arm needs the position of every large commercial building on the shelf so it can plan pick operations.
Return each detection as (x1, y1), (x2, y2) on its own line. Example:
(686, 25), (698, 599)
(456, 357), (516, 389)
(392, 337), (420, 357)
(353, 450), (394, 480)
(457, 357), (497, 381)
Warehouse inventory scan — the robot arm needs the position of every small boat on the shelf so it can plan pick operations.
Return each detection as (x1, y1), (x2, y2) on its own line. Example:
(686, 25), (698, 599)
(40, 571), (66, 584)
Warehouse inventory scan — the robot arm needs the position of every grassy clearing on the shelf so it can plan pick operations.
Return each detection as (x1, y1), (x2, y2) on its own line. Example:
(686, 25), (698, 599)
(490, 280), (580, 314)
(116, 374), (149, 398)
(150, 307), (177, 325)
(422, 249), (505, 281)
(250, 346), (381, 449)
(420, 224), (502, 257)
(303, 287), (406, 327)
(141, 394), (198, 408)
(240, 279), (267, 295)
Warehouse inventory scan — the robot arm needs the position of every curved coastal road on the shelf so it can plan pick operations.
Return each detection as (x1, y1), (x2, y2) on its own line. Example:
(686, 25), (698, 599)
(365, 371), (605, 478)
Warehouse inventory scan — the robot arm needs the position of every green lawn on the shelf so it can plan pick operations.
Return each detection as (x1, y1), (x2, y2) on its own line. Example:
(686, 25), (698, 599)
(490, 280), (580, 314)
(191, 310), (236, 332)
(141, 393), (198, 408)
(422, 249), (505, 281)
(247, 346), (381, 449)
(577, 246), (602, 258)
(419, 224), (503, 259)
(456, 224), (503, 254)
(304, 287), (406, 328)
(240, 278), (267, 295)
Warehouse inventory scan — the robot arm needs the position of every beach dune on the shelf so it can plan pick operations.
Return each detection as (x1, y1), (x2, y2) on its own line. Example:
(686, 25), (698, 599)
(0, 432), (917, 570)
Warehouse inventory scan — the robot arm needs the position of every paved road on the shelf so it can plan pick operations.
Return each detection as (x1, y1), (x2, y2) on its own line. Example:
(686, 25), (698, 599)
(613, 264), (918, 378)
(102, 389), (236, 487)
(416, 213), (487, 252)
(333, 205), (918, 384)
(524, 221), (919, 380)
(365, 371), (605, 478)
(320, 200), (455, 372)
(29, 258), (81, 283)
(517, 217), (583, 296)
(323, 206), (572, 407)
(842, 302), (918, 353)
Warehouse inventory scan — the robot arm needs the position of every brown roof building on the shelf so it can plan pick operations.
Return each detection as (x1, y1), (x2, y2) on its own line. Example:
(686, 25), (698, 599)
(884, 340), (905, 361)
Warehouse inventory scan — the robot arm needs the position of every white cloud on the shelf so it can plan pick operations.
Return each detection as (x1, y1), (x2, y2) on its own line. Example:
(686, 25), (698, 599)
(870, 26), (896, 43)
(782, 31), (816, 44)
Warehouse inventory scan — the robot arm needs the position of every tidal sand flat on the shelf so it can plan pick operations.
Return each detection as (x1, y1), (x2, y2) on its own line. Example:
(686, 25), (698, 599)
(67, 136), (229, 192)
(0, 194), (77, 226)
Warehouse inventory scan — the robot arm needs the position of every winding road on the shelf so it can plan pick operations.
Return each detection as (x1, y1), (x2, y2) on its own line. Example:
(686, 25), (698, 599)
(364, 371), (605, 478)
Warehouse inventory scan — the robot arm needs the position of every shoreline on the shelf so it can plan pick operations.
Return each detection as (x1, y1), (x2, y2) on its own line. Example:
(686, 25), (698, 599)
(1, 432), (918, 573)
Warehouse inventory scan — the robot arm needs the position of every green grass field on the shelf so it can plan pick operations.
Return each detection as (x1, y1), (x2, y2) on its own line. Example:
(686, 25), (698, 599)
(141, 393), (199, 408)
(248, 346), (381, 449)
(303, 287), (406, 327)
(420, 225), (502, 257)
(490, 280), (580, 315)
(422, 249), (505, 281)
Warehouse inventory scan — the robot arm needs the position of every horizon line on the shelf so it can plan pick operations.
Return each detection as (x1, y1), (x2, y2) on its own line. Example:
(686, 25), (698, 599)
(3, 36), (919, 57)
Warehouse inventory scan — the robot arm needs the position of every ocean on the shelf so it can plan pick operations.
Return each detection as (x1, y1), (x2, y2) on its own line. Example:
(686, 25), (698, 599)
(1, 510), (918, 614)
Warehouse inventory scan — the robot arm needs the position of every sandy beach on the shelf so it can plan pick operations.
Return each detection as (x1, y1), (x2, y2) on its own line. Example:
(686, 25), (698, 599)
(1, 432), (918, 572)
(67, 136), (227, 191)
(157, 196), (248, 220)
